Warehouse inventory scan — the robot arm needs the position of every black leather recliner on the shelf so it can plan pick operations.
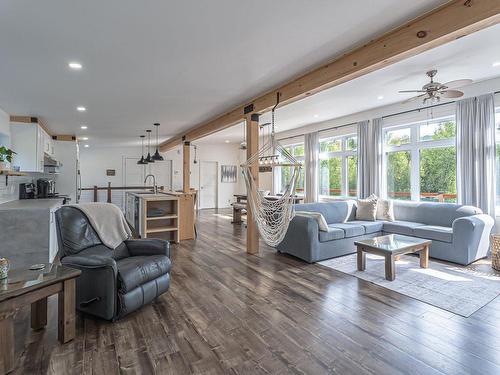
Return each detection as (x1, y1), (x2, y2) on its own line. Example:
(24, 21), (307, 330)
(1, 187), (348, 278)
(55, 206), (171, 321)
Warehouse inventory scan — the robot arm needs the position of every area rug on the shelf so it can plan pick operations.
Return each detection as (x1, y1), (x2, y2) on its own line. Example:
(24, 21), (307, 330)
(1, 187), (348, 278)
(319, 254), (500, 317)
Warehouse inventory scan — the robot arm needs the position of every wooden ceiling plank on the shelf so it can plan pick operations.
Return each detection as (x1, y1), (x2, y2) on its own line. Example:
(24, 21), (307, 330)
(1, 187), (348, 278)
(159, 0), (500, 152)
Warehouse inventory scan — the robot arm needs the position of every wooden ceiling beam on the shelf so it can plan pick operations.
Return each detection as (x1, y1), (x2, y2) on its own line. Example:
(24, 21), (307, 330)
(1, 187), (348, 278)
(159, 0), (500, 152)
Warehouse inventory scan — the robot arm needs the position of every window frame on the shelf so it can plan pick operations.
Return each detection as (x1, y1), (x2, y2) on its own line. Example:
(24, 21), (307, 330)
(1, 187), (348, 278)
(382, 116), (456, 202)
(319, 134), (358, 198)
(494, 107), (500, 215)
(275, 142), (305, 195)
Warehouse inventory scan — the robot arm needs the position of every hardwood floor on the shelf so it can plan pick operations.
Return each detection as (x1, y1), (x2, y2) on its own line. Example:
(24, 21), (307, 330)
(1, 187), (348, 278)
(11, 209), (500, 374)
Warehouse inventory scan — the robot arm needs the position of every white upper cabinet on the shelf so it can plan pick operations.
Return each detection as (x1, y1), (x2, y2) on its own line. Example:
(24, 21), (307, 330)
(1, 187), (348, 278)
(10, 122), (46, 172)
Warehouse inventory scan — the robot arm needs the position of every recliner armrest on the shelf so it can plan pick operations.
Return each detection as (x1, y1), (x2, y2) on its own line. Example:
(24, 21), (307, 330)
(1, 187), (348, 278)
(125, 239), (170, 258)
(61, 254), (118, 275)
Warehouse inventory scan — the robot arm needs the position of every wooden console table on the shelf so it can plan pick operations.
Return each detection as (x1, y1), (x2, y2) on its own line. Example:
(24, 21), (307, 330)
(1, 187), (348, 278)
(0, 264), (81, 374)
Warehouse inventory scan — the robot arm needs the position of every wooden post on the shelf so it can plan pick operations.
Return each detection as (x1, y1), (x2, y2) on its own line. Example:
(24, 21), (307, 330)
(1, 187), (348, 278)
(93, 186), (98, 202)
(183, 142), (190, 193)
(246, 113), (260, 255)
(107, 182), (112, 203)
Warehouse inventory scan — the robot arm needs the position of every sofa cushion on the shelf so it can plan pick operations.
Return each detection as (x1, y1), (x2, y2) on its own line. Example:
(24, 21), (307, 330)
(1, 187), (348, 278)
(328, 223), (365, 238)
(349, 220), (384, 234)
(294, 201), (356, 224)
(117, 255), (171, 293)
(382, 221), (426, 236)
(356, 196), (378, 221)
(319, 227), (345, 242)
(413, 225), (453, 243)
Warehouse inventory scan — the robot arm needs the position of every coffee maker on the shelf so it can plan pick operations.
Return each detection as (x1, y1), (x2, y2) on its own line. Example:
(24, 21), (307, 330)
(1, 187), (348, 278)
(37, 179), (50, 198)
(19, 183), (36, 199)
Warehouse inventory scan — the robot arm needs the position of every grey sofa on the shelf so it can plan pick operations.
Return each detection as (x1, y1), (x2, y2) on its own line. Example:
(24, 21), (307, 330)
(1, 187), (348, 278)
(276, 200), (494, 265)
(55, 206), (171, 321)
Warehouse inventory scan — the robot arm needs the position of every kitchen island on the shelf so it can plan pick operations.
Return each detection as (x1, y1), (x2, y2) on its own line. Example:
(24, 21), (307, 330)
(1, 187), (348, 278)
(125, 191), (180, 242)
(0, 198), (64, 269)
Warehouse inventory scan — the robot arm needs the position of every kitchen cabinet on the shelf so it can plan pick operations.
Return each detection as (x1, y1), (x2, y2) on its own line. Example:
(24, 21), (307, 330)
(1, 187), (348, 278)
(10, 122), (45, 172)
(10, 122), (56, 172)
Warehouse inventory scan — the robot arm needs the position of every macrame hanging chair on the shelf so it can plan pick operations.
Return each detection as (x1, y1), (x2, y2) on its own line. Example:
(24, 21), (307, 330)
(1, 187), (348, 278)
(241, 93), (302, 247)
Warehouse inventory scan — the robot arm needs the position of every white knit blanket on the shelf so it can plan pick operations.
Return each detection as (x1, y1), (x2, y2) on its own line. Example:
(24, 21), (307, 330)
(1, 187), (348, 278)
(70, 202), (132, 249)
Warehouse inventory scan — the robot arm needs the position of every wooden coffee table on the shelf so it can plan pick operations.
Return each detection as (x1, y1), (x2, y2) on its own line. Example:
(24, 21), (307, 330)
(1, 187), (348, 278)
(0, 264), (81, 374)
(354, 234), (431, 281)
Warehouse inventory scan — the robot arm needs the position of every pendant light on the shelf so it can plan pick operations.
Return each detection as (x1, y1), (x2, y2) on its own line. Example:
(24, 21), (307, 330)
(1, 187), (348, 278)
(137, 135), (148, 164)
(152, 122), (164, 161)
(145, 129), (154, 163)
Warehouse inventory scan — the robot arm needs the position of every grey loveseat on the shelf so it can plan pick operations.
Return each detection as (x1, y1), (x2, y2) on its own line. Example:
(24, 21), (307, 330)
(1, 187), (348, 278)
(276, 200), (494, 265)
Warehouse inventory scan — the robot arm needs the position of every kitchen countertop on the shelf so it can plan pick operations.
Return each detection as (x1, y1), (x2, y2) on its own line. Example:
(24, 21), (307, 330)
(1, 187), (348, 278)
(126, 191), (179, 201)
(0, 198), (64, 211)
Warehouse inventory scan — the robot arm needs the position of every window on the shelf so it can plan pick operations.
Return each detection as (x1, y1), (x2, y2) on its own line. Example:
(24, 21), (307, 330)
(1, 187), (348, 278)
(383, 118), (457, 202)
(319, 135), (358, 198)
(279, 143), (304, 195)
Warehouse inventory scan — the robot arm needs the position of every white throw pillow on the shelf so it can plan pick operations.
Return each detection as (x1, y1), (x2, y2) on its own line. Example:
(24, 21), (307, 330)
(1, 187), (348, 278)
(376, 198), (395, 221)
(356, 196), (378, 221)
(295, 211), (329, 231)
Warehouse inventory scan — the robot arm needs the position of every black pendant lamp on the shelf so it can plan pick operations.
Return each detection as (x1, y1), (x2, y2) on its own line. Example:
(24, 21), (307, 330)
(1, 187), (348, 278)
(137, 135), (148, 164)
(152, 122), (164, 161)
(145, 129), (154, 163)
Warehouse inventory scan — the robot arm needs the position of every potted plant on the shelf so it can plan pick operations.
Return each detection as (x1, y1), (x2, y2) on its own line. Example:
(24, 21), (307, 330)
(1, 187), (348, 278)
(0, 146), (16, 171)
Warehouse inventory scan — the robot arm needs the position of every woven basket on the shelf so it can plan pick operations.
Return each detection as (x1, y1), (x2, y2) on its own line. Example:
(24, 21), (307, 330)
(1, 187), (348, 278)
(491, 234), (500, 271)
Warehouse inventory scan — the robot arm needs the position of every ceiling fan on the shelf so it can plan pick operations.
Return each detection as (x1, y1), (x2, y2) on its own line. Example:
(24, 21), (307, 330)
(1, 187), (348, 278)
(399, 70), (472, 104)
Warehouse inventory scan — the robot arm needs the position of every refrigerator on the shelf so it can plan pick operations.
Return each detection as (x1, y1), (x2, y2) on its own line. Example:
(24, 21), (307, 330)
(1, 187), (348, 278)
(53, 141), (81, 203)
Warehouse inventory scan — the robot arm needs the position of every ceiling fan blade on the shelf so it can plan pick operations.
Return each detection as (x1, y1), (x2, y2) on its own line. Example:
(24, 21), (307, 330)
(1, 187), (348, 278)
(443, 79), (473, 89)
(440, 90), (464, 98)
(399, 90), (426, 93)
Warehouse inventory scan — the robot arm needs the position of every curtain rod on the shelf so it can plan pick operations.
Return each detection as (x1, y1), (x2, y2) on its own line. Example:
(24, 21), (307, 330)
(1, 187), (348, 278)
(277, 122), (357, 142)
(277, 90), (500, 142)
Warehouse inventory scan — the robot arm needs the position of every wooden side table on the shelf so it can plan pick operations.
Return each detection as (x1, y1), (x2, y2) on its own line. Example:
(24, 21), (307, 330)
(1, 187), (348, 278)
(0, 264), (81, 374)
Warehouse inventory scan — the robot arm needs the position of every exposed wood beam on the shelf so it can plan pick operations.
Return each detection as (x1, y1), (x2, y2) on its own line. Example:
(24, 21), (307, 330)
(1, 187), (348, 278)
(160, 0), (500, 152)
(246, 113), (260, 255)
(9, 115), (53, 136)
(52, 135), (76, 142)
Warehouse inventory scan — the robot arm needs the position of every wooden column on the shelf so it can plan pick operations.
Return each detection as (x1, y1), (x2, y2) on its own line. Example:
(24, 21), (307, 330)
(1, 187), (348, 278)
(183, 141), (190, 193)
(246, 113), (259, 255)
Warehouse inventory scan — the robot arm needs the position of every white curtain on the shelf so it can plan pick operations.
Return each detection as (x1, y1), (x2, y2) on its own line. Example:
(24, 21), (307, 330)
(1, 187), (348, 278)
(456, 93), (496, 216)
(357, 118), (383, 198)
(304, 131), (319, 203)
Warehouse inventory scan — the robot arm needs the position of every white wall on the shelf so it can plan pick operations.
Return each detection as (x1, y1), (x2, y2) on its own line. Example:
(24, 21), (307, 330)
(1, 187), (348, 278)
(187, 143), (244, 208)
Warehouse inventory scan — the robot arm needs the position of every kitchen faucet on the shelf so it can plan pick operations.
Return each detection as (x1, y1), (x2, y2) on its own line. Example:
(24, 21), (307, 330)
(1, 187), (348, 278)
(144, 174), (158, 194)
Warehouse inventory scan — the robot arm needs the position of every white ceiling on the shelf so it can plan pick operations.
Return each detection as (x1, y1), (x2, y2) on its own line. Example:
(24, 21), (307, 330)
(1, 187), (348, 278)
(200, 22), (500, 145)
(0, 0), (448, 147)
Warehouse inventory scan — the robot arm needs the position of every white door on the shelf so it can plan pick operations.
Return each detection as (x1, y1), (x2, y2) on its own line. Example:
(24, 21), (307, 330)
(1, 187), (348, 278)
(199, 161), (218, 209)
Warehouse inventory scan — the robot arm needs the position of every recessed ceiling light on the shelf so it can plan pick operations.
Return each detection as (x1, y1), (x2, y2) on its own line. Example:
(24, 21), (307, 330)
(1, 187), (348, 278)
(80, 137), (89, 141)
(225, 140), (230, 143)
(77, 106), (86, 112)
(68, 62), (82, 70)
(493, 62), (500, 67)
(377, 95), (384, 100)
(313, 114), (320, 118)
(80, 125), (88, 129)
(84, 144), (89, 148)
